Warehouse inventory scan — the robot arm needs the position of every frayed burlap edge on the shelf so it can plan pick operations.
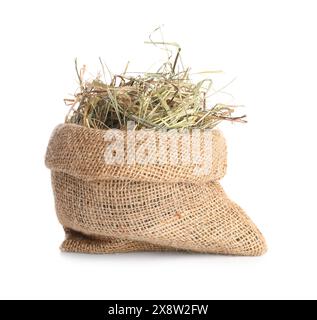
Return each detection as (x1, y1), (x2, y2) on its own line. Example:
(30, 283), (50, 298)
(61, 228), (180, 254)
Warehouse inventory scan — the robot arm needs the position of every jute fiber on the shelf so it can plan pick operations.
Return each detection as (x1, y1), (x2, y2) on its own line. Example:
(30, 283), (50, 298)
(45, 124), (267, 256)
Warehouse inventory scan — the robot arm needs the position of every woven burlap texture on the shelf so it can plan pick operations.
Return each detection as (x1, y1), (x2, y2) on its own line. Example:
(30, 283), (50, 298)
(45, 124), (267, 256)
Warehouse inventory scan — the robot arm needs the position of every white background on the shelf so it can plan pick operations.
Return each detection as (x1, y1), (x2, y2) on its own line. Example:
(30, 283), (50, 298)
(0, 0), (316, 300)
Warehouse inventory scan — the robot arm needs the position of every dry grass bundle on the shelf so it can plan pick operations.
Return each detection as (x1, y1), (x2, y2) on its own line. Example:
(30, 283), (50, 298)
(65, 43), (246, 130)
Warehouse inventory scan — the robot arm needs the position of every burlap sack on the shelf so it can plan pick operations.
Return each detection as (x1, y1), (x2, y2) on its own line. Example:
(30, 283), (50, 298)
(45, 124), (267, 256)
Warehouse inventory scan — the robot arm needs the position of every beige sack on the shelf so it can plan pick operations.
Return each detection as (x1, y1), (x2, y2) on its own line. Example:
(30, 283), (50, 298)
(45, 124), (267, 256)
